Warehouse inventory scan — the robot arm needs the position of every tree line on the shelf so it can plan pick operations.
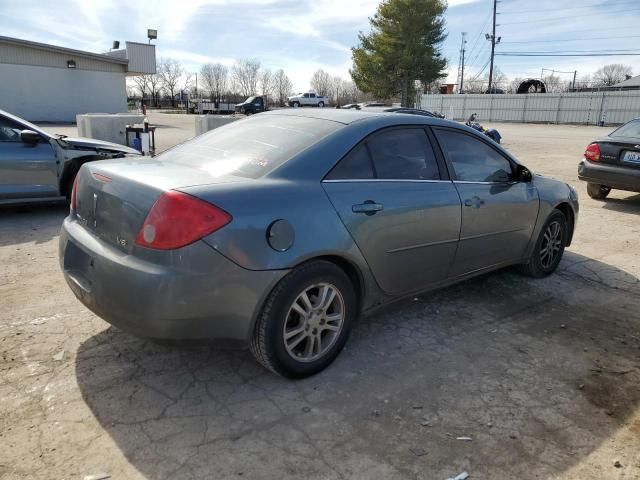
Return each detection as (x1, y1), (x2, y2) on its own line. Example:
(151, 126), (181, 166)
(455, 64), (635, 94)
(130, 58), (370, 108)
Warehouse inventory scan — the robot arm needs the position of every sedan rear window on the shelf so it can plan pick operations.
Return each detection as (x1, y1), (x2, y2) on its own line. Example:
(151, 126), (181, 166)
(610, 119), (640, 138)
(159, 115), (340, 179)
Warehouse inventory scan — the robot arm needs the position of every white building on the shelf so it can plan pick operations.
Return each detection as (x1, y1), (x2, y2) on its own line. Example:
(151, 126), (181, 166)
(0, 36), (156, 122)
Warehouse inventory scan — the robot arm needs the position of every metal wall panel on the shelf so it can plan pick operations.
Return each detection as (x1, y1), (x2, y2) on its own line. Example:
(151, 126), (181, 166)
(0, 43), (126, 73)
(0, 64), (127, 122)
(125, 42), (156, 75)
(421, 90), (640, 125)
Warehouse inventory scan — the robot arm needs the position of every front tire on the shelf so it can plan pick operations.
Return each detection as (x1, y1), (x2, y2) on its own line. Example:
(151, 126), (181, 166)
(250, 260), (357, 378)
(292, 101), (300, 108)
(587, 183), (611, 199)
(519, 209), (567, 278)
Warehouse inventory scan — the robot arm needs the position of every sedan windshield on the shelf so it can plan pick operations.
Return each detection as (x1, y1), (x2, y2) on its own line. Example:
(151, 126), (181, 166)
(158, 115), (340, 178)
(610, 119), (640, 138)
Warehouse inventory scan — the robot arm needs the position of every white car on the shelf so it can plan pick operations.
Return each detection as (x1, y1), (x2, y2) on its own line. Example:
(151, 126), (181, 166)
(287, 92), (329, 108)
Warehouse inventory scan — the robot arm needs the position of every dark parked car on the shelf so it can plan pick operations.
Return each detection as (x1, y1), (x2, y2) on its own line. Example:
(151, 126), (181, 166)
(60, 109), (578, 378)
(235, 95), (268, 115)
(578, 118), (640, 199)
(0, 109), (139, 205)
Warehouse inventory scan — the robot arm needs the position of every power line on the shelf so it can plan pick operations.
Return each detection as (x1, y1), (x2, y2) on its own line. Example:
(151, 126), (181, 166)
(497, 53), (640, 57)
(500, 7), (640, 26)
(502, 34), (640, 44)
(465, 7), (493, 60)
(469, 58), (491, 83)
(500, 0), (638, 15)
(503, 49), (640, 53)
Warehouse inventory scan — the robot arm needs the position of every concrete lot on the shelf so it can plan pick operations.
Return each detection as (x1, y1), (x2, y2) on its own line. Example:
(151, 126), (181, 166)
(1, 116), (639, 479)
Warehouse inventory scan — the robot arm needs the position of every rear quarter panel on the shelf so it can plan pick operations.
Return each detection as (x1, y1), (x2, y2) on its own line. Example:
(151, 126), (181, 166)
(179, 179), (382, 308)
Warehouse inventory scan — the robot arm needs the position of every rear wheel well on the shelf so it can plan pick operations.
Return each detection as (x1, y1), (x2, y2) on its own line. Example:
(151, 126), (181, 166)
(302, 255), (364, 313)
(555, 202), (575, 246)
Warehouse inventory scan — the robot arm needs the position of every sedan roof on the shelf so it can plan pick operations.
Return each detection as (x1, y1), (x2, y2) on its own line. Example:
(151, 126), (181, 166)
(265, 108), (396, 125)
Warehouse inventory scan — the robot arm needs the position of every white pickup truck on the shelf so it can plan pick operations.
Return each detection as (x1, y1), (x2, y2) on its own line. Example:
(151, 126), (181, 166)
(287, 91), (329, 108)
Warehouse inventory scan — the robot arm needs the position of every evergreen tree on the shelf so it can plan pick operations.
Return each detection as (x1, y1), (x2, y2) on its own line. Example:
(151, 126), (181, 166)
(351, 0), (447, 106)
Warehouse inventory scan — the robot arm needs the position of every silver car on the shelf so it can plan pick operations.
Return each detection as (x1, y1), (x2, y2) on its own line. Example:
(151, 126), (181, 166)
(0, 109), (139, 205)
(59, 109), (579, 378)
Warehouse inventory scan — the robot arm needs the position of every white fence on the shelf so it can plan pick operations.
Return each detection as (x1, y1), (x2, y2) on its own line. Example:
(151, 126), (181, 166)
(419, 90), (640, 125)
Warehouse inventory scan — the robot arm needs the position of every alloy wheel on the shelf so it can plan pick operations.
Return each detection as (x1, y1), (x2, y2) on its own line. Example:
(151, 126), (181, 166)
(540, 220), (563, 269)
(283, 283), (345, 363)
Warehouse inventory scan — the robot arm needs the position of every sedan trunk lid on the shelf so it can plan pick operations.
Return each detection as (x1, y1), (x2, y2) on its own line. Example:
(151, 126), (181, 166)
(74, 158), (246, 253)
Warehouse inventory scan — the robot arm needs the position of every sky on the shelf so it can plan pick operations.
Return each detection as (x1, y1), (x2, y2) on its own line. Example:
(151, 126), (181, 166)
(1, 0), (640, 91)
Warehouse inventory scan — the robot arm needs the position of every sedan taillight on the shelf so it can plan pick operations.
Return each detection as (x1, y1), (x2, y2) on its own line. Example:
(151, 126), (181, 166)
(135, 191), (231, 250)
(584, 143), (601, 162)
(70, 175), (79, 213)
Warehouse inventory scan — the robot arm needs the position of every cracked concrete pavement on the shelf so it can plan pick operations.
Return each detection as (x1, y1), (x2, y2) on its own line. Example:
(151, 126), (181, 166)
(1, 117), (640, 479)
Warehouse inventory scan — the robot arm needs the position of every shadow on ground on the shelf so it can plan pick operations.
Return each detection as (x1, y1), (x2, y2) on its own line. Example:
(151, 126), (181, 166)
(75, 253), (640, 479)
(0, 203), (68, 247)
(600, 193), (640, 214)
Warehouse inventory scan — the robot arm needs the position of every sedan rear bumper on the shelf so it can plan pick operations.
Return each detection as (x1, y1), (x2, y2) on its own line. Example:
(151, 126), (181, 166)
(59, 217), (287, 341)
(578, 159), (640, 193)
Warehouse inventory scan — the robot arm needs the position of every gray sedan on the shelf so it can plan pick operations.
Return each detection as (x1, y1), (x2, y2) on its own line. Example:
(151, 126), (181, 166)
(59, 109), (579, 378)
(0, 109), (139, 205)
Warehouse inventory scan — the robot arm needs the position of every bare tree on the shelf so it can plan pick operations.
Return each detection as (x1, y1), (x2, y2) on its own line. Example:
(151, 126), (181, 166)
(158, 58), (184, 107)
(310, 69), (333, 97)
(132, 75), (150, 99)
(593, 64), (633, 87)
(508, 77), (524, 94)
(542, 74), (563, 93)
(260, 68), (276, 100)
(148, 74), (163, 107)
(273, 69), (293, 106)
(343, 81), (364, 103)
(232, 59), (261, 97)
(200, 63), (228, 104)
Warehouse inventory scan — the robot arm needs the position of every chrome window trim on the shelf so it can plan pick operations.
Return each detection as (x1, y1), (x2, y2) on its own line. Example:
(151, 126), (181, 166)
(322, 179), (452, 184)
(453, 180), (518, 185)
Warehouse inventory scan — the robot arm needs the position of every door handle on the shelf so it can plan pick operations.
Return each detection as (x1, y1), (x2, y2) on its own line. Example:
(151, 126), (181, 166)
(464, 196), (485, 208)
(352, 201), (384, 215)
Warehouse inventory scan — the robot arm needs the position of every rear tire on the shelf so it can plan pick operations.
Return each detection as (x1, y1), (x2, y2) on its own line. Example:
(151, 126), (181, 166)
(519, 209), (567, 278)
(318, 101), (325, 108)
(587, 183), (611, 199)
(249, 260), (356, 378)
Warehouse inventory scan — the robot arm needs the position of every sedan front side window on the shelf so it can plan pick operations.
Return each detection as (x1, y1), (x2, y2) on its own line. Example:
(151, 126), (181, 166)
(435, 129), (513, 183)
(0, 117), (23, 142)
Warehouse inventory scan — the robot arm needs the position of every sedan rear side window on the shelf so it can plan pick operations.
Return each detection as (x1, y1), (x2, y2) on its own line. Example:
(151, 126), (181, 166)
(326, 144), (374, 180)
(435, 129), (513, 183)
(610, 119), (640, 138)
(368, 128), (440, 180)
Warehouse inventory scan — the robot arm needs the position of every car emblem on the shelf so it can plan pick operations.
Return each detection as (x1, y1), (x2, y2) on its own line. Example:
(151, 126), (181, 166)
(92, 193), (98, 228)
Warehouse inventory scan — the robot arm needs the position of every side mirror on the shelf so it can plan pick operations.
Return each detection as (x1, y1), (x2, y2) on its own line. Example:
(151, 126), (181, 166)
(515, 164), (532, 182)
(20, 130), (40, 145)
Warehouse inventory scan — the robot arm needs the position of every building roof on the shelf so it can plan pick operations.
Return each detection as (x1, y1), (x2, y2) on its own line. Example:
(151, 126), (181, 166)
(0, 35), (128, 65)
(612, 75), (640, 88)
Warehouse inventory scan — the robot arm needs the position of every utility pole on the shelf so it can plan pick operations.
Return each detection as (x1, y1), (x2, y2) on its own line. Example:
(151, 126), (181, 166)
(461, 41), (466, 94)
(572, 70), (577, 91)
(456, 32), (467, 94)
(486, 0), (501, 93)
